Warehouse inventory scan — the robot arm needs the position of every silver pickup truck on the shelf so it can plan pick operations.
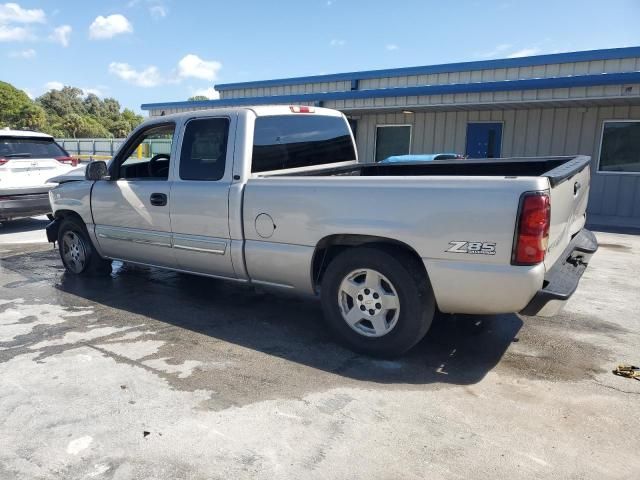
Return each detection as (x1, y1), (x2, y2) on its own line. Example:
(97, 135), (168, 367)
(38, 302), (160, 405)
(46, 105), (597, 356)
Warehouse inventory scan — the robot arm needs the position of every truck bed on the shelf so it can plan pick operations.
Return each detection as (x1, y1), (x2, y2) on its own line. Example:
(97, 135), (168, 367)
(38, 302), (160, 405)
(273, 155), (590, 187)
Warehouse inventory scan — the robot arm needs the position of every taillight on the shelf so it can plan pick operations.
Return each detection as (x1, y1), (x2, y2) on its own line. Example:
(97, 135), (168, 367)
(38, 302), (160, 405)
(512, 192), (551, 265)
(56, 156), (79, 167)
(0, 158), (8, 166)
(290, 105), (315, 113)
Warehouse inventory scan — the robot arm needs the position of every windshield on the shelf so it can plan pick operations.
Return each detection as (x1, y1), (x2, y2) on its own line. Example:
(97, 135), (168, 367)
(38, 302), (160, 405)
(0, 137), (68, 159)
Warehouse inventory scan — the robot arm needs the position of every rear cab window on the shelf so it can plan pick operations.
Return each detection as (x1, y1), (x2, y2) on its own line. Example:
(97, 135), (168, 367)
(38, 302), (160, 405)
(179, 117), (230, 181)
(0, 137), (68, 160)
(251, 114), (356, 173)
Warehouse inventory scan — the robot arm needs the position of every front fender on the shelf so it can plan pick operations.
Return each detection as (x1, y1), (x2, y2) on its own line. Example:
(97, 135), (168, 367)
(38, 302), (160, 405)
(48, 180), (94, 225)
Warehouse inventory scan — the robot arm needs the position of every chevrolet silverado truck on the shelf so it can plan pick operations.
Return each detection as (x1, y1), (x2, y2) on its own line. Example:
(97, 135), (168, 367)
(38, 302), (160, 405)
(46, 106), (597, 356)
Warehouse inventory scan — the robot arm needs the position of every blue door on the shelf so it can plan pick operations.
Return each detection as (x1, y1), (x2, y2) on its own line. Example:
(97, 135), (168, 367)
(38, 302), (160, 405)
(465, 123), (503, 158)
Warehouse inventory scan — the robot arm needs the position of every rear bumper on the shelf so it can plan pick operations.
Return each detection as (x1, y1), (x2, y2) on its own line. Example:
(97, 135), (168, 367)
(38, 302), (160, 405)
(520, 229), (598, 317)
(0, 192), (51, 221)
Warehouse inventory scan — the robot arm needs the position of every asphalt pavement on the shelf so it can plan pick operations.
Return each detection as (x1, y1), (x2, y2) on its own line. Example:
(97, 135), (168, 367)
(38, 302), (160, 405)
(0, 220), (639, 479)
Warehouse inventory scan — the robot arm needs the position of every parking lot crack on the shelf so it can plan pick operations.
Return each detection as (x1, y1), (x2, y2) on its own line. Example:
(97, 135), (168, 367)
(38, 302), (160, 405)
(591, 379), (640, 396)
(86, 343), (162, 373)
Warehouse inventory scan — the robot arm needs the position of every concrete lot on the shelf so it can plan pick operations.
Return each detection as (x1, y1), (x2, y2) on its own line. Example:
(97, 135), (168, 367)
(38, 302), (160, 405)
(0, 220), (639, 480)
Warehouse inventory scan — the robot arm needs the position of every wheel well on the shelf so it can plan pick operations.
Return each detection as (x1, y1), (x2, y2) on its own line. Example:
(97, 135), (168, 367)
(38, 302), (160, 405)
(312, 234), (428, 290)
(54, 210), (85, 224)
(47, 210), (86, 243)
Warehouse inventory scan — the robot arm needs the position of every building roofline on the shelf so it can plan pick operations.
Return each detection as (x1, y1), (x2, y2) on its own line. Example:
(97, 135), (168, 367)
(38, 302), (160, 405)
(141, 71), (640, 111)
(213, 46), (640, 91)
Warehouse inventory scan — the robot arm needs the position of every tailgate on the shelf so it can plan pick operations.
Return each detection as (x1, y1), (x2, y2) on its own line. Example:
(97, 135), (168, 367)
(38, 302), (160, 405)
(0, 158), (67, 189)
(544, 156), (591, 270)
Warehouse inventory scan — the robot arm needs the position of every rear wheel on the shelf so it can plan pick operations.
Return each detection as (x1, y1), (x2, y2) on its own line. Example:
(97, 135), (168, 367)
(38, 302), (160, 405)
(58, 217), (111, 276)
(320, 247), (435, 357)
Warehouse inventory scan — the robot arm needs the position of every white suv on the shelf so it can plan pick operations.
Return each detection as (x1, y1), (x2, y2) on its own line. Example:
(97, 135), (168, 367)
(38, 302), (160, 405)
(0, 129), (78, 222)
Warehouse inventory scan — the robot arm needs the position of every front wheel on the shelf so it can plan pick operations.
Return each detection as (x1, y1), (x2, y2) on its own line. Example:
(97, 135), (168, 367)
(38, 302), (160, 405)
(58, 217), (111, 276)
(320, 247), (435, 357)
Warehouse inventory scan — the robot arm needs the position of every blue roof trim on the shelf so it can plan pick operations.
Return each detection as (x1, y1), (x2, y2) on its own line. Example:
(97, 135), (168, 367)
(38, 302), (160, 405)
(141, 71), (640, 111)
(214, 47), (640, 91)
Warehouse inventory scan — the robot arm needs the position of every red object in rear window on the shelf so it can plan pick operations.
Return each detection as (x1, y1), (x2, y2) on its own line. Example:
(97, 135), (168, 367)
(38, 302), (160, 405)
(56, 156), (78, 167)
(512, 192), (551, 265)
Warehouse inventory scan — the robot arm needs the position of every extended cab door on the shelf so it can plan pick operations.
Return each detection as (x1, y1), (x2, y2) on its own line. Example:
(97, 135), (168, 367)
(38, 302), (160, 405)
(91, 122), (177, 268)
(169, 115), (237, 278)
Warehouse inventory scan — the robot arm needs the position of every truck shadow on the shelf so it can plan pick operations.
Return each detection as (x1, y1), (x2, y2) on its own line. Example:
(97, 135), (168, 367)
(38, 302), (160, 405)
(0, 216), (49, 234)
(51, 261), (522, 386)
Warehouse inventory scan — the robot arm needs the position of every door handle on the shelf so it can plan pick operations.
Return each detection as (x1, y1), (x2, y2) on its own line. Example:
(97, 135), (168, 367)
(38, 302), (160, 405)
(150, 193), (167, 206)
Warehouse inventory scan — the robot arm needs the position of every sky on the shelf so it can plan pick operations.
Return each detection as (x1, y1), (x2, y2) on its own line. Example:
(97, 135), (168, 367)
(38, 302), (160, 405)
(2, 0), (639, 113)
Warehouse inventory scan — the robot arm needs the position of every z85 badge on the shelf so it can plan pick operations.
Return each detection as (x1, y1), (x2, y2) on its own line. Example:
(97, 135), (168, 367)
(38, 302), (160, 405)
(446, 241), (496, 255)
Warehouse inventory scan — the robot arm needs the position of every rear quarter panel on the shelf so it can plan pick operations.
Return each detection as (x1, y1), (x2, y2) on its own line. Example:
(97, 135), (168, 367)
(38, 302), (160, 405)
(242, 175), (548, 310)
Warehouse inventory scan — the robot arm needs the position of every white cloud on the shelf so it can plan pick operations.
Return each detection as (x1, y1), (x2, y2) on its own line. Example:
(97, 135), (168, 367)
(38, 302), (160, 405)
(0, 3), (45, 23)
(8, 47), (34, 58)
(50, 24), (71, 47)
(476, 44), (542, 59)
(82, 87), (103, 97)
(109, 54), (221, 88)
(385, 44), (399, 51)
(21, 87), (33, 98)
(506, 47), (541, 58)
(476, 43), (511, 59)
(330, 39), (345, 47)
(109, 62), (162, 87)
(191, 87), (219, 100)
(0, 24), (33, 41)
(44, 81), (64, 91)
(177, 54), (222, 81)
(149, 5), (167, 18)
(89, 14), (133, 39)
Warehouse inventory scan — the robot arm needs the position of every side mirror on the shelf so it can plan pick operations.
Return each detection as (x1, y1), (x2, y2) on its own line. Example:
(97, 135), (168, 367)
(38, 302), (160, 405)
(85, 161), (109, 181)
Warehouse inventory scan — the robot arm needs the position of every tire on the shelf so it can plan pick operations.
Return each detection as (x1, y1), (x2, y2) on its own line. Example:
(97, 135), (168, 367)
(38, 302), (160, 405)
(320, 246), (435, 357)
(58, 216), (111, 276)
(46, 214), (55, 221)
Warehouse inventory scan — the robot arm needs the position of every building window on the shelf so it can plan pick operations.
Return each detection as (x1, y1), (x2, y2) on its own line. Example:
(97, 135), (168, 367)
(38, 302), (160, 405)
(599, 121), (640, 173)
(375, 125), (411, 162)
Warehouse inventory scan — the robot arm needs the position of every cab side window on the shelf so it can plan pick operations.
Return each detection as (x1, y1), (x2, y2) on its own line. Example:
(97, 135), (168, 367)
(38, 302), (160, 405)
(118, 124), (175, 180)
(179, 118), (229, 181)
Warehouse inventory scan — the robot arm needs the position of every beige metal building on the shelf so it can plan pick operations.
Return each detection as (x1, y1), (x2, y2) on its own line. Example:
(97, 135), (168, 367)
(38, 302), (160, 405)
(142, 47), (640, 229)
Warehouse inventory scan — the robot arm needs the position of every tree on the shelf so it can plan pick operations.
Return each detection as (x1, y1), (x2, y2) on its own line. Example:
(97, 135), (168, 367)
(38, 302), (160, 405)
(61, 114), (84, 138)
(83, 93), (102, 117)
(80, 116), (111, 137)
(17, 104), (47, 131)
(0, 81), (33, 128)
(101, 98), (121, 120)
(36, 86), (84, 118)
(188, 95), (209, 101)
(120, 108), (144, 132)
(1, 80), (145, 138)
(110, 119), (132, 138)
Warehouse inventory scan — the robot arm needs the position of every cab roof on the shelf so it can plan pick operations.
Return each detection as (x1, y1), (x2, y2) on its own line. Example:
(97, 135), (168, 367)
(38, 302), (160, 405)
(145, 105), (344, 122)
